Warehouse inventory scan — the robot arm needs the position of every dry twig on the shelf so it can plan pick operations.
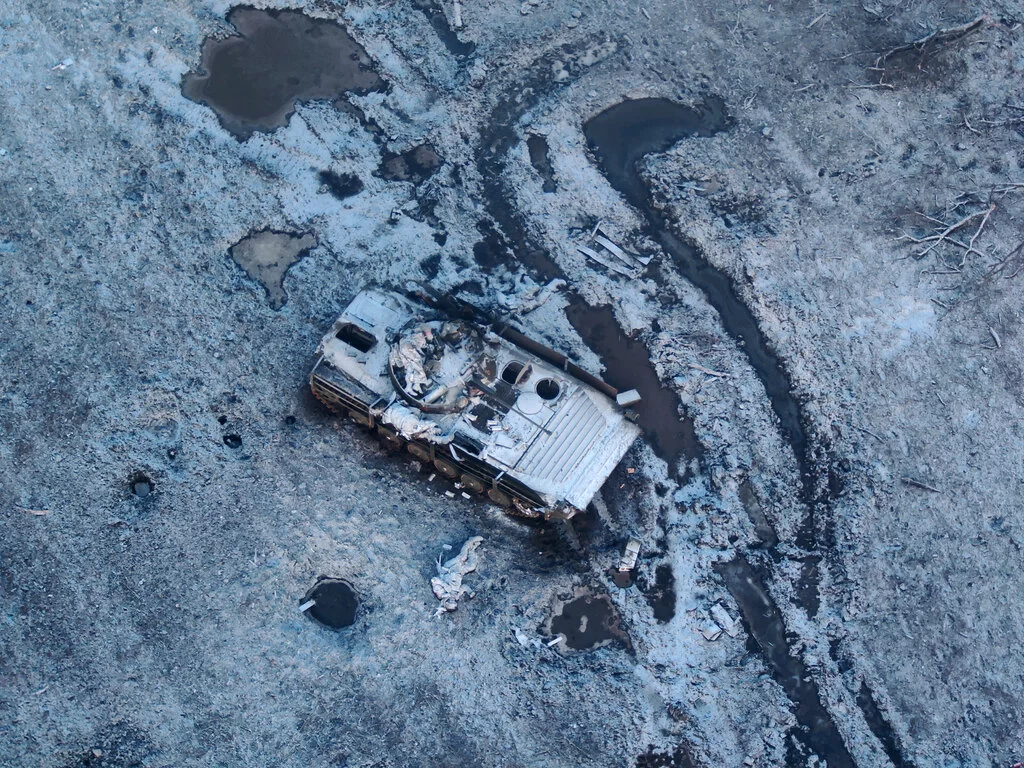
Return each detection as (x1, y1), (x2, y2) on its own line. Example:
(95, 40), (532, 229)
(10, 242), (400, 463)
(874, 15), (986, 68)
(900, 204), (995, 261)
(902, 476), (941, 493)
(986, 240), (1024, 280)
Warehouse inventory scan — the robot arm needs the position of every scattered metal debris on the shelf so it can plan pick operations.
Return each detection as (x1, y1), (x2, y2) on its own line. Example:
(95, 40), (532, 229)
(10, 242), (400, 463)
(710, 603), (740, 638)
(618, 538), (641, 573)
(577, 222), (650, 277)
(431, 536), (483, 615)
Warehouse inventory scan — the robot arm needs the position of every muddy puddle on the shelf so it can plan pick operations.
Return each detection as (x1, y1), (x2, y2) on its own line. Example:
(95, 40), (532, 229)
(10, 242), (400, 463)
(376, 143), (443, 184)
(301, 577), (359, 629)
(857, 683), (914, 768)
(583, 98), (810, 486)
(410, 0), (475, 58)
(182, 7), (384, 139)
(549, 591), (628, 651)
(527, 134), (557, 192)
(229, 229), (317, 310)
(566, 299), (700, 470)
(319, 170), (364, 200)
(716, 557), (854, 768)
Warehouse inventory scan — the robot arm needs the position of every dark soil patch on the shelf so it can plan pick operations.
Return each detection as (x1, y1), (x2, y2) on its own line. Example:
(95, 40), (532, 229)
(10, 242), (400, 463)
(716, 556), (854, 768)
(318, 170), (364, 200)
(376, 144), (443, 184)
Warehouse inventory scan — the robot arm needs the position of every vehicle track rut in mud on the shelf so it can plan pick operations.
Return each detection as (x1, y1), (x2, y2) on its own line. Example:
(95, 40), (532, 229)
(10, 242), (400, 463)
(582, 98), (833, 605)
(471, 70), (867, 765)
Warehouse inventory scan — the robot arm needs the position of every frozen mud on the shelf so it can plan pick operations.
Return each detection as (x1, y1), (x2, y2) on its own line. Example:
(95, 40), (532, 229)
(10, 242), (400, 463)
(2, 0), (1023, 766)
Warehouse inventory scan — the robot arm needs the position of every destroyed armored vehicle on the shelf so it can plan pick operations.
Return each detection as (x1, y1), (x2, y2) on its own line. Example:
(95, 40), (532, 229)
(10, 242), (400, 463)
(309, 288), (642, 519)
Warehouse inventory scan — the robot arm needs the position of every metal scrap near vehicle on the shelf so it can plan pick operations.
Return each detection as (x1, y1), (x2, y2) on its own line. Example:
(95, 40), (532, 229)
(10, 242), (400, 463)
(431, 536), (484, 615)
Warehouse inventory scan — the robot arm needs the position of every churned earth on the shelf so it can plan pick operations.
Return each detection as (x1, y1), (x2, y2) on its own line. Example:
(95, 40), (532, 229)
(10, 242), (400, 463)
(1, 0), (1023, 766)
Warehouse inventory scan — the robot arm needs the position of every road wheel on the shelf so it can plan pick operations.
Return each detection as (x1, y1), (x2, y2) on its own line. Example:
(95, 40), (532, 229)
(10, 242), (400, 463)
(487, 487), (513, 507)
(311, 389), (346, 416)
(460, 474), (486, 495)
(433, 457), (459, 479)
(377, 427), (404, 453)
(407, 442), (432, 462)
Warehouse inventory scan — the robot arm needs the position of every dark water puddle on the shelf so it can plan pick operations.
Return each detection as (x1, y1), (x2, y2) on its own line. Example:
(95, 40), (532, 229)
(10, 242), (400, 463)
(318, 170), (364, 200)
(182, 7), (384, 140)
(376, 143), (443, 184)
(857, 683), (915, 768)
(640, 563), (676, 623)
(716, 556), (854, 768)
(566, 299), (700, 469)
(527, 134), (557, 192)
(738, 478), (779, 549)
(549, 592), (628, 650)
(229, 229), (317, 310)
(129, 471), (154, 498)
(410, 0), (475, 58)
(302, 577), (359, 629)
(583, 98), (829, 614)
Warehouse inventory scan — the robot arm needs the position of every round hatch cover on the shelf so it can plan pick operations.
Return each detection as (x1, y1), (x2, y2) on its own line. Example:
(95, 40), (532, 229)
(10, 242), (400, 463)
(517, 391), (543, 415)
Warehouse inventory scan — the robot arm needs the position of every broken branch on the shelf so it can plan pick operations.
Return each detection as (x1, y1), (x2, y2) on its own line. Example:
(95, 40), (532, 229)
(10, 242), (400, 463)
(902, 205), (995, 260)
(902, 476), (941, 493)
(17, 506), (50, 516)
(875, 15), (986, 68)
(687, 363), (730, 378)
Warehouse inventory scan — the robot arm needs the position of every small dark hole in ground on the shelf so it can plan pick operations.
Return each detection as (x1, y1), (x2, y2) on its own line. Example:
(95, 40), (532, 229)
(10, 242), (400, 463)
(223, 434), (242, 449)
(217, 415), (228, 425)
(130, 471), (154, 498)
(302, 577), (359, 629)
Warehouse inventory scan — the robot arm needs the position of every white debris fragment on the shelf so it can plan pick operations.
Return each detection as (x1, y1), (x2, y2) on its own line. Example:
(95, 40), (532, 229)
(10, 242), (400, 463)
(431, 536), (483, 615)
(616, 389), (642, 407)
(710, 603), (740, 638)
(699, 625), (723, 642)
(618, 538), (641, 572)
(381, 403), (441, 439)
(509, 278), (565, 314)
(298, 599), (316, 613)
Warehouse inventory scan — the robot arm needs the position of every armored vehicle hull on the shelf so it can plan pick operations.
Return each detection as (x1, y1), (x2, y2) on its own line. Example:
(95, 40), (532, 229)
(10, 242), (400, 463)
(310, 288), (641, 519)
